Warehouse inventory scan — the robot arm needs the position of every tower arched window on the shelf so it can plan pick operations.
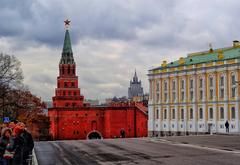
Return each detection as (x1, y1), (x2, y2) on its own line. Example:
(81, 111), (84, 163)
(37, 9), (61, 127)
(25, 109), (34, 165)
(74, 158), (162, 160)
(68, 65), (70, 74)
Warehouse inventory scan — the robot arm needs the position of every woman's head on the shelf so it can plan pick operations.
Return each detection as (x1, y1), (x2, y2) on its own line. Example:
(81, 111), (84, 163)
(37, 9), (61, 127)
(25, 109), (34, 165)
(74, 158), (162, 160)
(1, 128), (12, 138)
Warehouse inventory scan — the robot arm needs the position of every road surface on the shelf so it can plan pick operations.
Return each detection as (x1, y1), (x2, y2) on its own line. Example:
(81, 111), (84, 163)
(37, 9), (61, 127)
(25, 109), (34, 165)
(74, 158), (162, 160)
(35, 135), (240, 165)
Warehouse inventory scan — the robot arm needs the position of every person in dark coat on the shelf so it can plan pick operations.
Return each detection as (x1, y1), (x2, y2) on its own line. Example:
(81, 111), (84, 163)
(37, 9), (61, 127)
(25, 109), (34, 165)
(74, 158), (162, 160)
(225, 120), (229, 133)
(0, 128), (12, 165)
(18, 123), (34, 165)
(7, 125), (25, 165)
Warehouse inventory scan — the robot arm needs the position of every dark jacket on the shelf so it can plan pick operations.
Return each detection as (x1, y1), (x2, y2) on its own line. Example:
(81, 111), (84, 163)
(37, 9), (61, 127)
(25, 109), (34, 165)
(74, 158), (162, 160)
(0, 136), (10, 157)
(20, 130), (34, 164)
(7, 135), (24, 165)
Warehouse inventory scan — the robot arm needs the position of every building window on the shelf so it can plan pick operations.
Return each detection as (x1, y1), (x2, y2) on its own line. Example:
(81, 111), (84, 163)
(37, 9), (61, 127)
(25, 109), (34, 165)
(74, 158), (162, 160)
(156, 109), (159, 119)
(209, 108), (213, 119)
(232, 87), (236, 98)
(190, 79), (193, 89)
(220, 76), (224, 86)
(190, 108), (193, 119)
(210, 89), (213, 99)
(190, 91), (194, 101)
(156, 93), (160, 103)
(172, 81), (176, 90)
(220, 89), (224, 98)
(181, 80), (184, 89)
(199, 78), (203, 88)
(199, 90), (203, 100)
(220, 107), (224, 119)
(156, 81), (160, 91)
(68, 91), (71, 96)
(164, 109), (167, 119)
(231, 107), (235, 119)
(63, 91), (66, 96)
(164, 93), (167, 102)
(209, 77), (213, 87)
(64, 82), (68, 87)
(199, 108), (203, 119)
(172, 92), (176, 102)
(231, 75), (236, 85)
(181, 91), (184, 101)
(71, 82), (75, 87)
(172, 109), (175, 119)
(74, 92), (77, 96)
(181, 109), (184, 120)
(164, 81), (167, 91)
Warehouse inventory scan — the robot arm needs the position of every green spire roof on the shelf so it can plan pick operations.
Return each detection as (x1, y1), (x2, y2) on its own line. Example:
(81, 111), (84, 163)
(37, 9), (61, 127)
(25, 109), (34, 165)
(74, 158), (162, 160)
(60, 29), (75, 64)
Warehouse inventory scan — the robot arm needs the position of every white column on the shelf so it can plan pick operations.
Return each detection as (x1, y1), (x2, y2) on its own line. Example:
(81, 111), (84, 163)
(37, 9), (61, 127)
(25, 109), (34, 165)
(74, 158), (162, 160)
(213, 103), (218, 133)
(148, 106), (154, 132)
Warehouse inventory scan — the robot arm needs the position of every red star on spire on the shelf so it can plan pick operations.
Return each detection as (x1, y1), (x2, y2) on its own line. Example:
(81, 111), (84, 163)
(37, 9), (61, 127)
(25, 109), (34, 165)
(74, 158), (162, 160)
(64, 19), (71, 28)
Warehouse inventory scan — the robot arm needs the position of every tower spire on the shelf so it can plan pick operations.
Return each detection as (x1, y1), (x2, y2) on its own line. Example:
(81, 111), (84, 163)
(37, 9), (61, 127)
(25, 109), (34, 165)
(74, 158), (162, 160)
(60, 19), (75, 64)
(133, 69), (138, 82)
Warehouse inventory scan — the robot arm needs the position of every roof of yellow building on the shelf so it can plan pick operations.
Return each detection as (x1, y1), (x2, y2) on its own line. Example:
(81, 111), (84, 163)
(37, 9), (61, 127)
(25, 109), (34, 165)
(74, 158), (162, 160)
(150, 45), (240, 72)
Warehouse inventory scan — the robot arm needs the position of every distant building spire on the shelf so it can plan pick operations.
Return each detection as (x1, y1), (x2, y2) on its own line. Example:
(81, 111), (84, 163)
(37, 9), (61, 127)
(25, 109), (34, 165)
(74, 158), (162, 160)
(133, 69), (138, 82)
(128, 69), (143, 99)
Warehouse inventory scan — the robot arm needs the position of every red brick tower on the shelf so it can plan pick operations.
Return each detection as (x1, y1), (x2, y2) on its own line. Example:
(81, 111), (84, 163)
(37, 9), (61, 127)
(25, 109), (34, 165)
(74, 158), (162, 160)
(52, 25), (84, 108)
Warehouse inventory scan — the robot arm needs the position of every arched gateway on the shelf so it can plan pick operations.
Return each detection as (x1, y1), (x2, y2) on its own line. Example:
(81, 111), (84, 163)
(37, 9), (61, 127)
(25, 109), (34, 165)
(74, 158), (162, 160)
(87, 130), (103, 140)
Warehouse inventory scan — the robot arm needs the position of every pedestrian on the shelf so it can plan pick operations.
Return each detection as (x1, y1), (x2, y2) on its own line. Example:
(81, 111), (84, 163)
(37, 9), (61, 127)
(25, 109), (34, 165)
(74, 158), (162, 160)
(0, 128), (12, 165)
(225, 120), (229, 133)
(6, 125), (25, 165)
(18, 123), (34, 165)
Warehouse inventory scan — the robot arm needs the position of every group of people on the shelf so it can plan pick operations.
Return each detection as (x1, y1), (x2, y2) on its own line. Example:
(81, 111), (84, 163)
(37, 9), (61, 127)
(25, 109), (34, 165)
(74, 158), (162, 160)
(0, 120), (34, 165)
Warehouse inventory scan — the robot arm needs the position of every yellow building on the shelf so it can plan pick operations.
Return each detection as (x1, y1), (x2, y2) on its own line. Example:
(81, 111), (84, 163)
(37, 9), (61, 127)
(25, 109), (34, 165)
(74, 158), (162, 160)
(148, 41), (240, 136)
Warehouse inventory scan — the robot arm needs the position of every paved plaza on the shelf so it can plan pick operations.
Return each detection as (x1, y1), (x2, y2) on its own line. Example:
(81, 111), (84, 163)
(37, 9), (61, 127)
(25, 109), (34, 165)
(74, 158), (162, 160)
(35, 135), (240, 165)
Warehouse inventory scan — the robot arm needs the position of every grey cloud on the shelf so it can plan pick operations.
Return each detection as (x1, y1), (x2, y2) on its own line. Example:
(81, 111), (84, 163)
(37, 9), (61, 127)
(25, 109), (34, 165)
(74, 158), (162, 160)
(2, 0), (240, 101)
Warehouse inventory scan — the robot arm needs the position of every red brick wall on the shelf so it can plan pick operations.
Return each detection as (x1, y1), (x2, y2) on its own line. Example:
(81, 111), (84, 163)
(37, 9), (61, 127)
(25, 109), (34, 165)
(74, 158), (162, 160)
(48, 105), (148, 140)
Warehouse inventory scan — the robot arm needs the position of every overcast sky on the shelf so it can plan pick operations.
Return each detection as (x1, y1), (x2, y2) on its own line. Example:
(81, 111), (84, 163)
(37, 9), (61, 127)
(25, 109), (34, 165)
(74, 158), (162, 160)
(1, 0), (240, 102)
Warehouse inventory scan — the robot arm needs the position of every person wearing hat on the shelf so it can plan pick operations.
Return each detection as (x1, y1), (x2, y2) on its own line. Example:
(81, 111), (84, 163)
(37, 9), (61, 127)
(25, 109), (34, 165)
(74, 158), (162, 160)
(0, 127), (12, 165)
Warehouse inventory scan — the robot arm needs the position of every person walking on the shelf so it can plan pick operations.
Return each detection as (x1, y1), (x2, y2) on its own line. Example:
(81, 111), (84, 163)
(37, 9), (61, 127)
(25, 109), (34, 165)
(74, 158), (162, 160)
(6, 125), (24, 165)
(18, 123), (34, 165)
(0, 128), (12, 165)
(225, 120), (229, 133)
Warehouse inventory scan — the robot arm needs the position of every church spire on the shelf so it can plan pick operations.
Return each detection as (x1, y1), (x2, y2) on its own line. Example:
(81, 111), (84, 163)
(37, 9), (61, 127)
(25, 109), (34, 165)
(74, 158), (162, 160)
(60, 19), (75, 64)
(133, 69), (138, 82)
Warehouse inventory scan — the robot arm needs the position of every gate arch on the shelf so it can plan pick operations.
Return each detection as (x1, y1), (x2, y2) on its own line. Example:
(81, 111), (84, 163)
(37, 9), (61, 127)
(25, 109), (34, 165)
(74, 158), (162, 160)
(87, 130), (103, 140)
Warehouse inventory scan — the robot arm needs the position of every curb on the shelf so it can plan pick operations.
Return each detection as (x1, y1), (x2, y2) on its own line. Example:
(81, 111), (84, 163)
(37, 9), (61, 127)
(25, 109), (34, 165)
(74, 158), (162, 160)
(32, 148), (38, 165)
